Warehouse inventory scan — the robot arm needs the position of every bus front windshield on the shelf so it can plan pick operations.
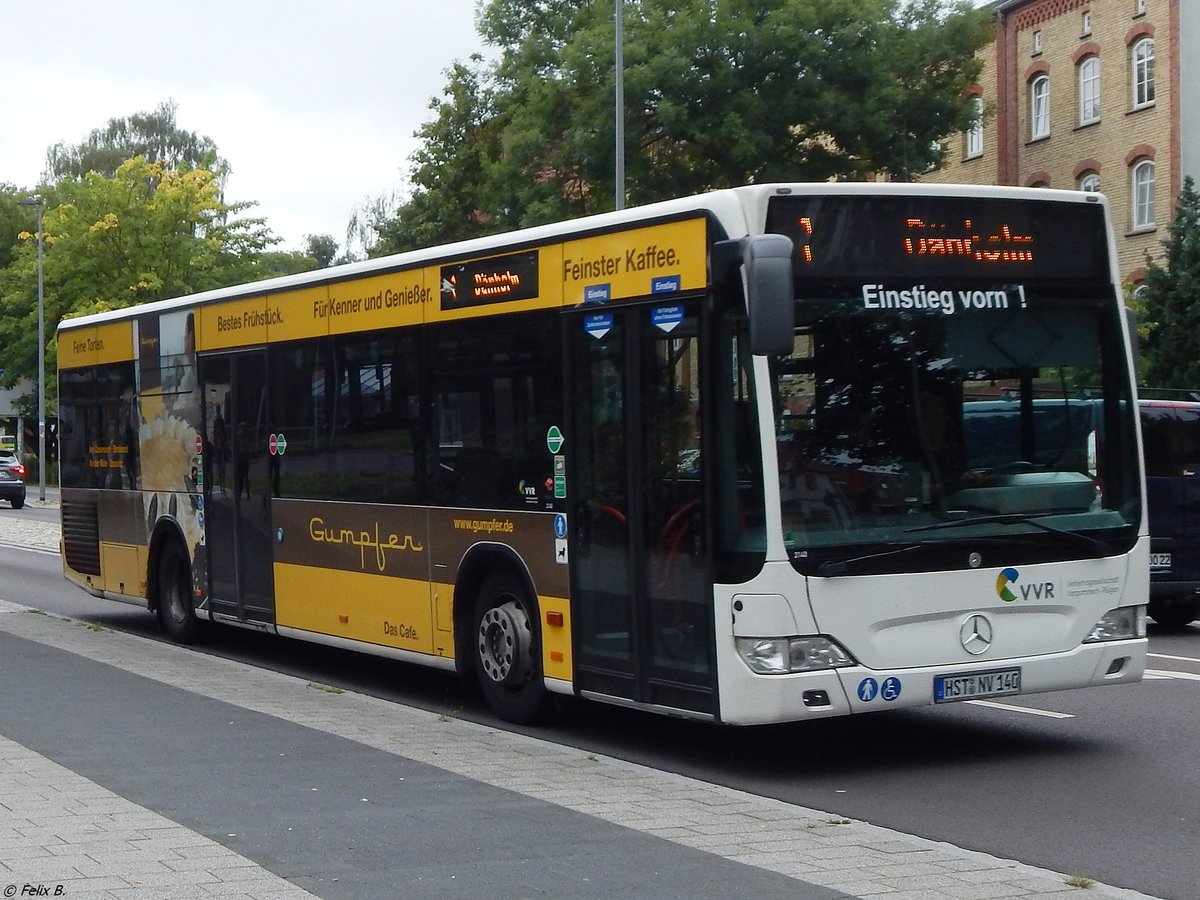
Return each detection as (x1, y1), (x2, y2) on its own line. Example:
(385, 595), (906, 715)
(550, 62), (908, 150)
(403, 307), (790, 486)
(771, 294), (1140, 575)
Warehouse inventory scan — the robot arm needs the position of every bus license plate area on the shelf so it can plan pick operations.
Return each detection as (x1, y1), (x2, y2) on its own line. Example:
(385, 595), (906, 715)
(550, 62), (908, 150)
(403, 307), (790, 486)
(1150, 552), (1172, 570)
(934, 668), (1021, 703)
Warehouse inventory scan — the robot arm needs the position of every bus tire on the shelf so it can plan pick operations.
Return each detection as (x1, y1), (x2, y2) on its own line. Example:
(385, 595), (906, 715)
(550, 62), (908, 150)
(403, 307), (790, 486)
(472, 571), (550, 725)
(157, 540), (201, 644)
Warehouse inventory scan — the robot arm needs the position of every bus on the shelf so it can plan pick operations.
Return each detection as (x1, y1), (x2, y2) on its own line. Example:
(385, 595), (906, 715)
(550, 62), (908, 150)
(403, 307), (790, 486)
(57, 183), (1148, 725)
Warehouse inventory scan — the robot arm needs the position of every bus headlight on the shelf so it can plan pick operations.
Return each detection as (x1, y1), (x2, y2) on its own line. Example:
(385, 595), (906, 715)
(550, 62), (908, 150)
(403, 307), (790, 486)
(736, 636), (856, 674)
(1083, 606), (1146, 643)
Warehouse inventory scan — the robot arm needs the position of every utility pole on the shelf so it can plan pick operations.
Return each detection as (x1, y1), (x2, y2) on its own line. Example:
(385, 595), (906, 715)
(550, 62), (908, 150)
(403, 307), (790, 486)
(615, 0), (625, 210)
(18, 195), (46, 502)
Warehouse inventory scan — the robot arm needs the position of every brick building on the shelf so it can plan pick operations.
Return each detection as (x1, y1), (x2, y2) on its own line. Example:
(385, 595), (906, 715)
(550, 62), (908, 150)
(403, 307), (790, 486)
(924, 0), (1197, 289)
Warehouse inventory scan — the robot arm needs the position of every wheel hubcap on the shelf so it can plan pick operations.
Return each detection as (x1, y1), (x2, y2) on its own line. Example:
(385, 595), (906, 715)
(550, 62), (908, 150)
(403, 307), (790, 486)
(478, 600), (532, 685)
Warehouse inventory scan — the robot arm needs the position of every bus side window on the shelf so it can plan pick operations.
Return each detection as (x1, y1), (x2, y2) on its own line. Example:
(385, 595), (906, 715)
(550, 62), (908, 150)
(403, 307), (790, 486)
(430, 312), (563, 511)
(453, 446), (501, 507)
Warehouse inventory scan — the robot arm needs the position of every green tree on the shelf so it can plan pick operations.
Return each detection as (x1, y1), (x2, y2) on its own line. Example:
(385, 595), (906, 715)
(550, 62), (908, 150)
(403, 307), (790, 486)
(43, 100), (227, 183)
(219, 248), (327, 284)
(377, 0), (990, 251)
(303, 233), (340, 268)
(0, 158), (280, 395)
(1141, 176), (1200, 389)
(0, 183), (30, 271)
(373, 58), (509, 254)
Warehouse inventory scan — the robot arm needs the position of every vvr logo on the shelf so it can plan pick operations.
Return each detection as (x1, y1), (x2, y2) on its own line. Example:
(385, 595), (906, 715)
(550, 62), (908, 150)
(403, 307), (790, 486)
(995, 567), (1056, 603)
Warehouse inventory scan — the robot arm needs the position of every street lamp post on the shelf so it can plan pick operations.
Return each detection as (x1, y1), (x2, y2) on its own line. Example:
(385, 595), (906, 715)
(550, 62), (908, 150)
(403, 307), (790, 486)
(614, 0), (625, 211)
(18, 196), (46, 502)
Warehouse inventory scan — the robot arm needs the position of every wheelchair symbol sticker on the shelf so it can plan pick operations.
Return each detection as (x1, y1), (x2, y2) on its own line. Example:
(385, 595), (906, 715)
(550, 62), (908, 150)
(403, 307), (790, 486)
(880, 677), (902, 702)
(857, 678), (878, 702)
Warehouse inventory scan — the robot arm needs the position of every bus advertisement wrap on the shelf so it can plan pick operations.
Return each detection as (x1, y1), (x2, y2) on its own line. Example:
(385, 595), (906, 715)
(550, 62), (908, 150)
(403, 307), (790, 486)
(56, 184), (1147, 727)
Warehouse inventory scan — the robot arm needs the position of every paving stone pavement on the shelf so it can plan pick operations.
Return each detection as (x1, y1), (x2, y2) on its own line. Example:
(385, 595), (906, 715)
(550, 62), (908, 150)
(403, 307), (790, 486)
(0, 497), (1164, 899)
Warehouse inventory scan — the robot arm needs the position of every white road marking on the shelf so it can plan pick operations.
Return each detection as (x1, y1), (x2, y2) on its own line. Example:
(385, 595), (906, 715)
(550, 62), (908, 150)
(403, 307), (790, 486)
(1147, 652), (1200, 664)
(0, 539), (58, 555)
(965, 700), (1074, 718)
(1145, 668), (1200, 682)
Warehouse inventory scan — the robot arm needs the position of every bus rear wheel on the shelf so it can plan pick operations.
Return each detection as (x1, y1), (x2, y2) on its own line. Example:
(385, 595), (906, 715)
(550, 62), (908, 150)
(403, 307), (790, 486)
(472, 571), (550, 724)
(157, 541), (201, 644)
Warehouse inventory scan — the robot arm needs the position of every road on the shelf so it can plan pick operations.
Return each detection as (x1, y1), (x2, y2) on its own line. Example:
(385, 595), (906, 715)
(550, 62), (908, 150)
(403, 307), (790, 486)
(2, 507), (1197, 899)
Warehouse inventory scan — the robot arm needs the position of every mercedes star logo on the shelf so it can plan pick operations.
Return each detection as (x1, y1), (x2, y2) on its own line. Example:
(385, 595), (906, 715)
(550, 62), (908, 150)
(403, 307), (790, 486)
(960, 614), (993, 655)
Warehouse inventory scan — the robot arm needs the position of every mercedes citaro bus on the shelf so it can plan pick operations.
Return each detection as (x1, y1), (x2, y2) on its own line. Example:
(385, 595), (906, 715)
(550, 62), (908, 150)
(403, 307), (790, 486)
(58, 183), (1147, 724)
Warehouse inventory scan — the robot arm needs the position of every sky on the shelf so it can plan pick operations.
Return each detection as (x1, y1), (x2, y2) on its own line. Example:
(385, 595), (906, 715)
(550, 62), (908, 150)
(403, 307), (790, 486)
(0, 0), (489, 253)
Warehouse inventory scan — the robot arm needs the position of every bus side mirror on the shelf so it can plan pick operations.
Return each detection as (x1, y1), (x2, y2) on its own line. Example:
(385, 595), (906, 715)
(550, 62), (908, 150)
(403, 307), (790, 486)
(743, 234), (795, 355)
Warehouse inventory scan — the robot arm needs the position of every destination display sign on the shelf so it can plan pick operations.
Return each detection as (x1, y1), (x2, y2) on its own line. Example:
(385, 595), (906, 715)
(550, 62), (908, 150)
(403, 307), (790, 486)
(765, 194), (1110, 283)
(440, 250), (540, 310)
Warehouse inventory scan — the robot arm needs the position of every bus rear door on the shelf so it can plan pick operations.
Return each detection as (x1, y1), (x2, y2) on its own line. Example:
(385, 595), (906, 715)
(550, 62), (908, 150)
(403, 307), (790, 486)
(201, 351), (276, 624)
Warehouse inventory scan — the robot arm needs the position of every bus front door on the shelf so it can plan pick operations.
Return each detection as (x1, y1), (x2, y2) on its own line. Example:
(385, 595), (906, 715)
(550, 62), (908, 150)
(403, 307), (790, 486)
(568, 302), (715, 715)
(201, 351), (276, 624)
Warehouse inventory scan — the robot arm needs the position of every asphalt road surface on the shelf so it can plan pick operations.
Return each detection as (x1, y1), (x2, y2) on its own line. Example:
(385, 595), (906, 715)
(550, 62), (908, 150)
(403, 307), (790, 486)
(2, 528), (1197, 900)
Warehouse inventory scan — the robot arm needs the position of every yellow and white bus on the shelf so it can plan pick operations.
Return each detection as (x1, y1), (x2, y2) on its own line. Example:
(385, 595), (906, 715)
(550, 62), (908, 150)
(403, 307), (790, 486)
(58, 183), (1148, 724)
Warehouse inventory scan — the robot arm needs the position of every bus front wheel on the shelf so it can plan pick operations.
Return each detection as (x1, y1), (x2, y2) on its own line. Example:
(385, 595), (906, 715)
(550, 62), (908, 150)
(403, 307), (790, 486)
(157, 541), (201, 644)
(472, 571), (549, 724)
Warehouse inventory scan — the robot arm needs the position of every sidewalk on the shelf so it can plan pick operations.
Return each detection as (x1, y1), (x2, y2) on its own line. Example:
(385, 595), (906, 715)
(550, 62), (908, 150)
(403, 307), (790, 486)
(0, 516), (1163, 899)
(0, 483), (61, 547)
(18, 483), (59, 509)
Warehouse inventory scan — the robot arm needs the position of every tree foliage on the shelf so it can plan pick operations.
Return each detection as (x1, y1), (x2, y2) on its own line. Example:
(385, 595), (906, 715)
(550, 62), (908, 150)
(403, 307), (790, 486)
(1140, 176), (1200, 389)
(0, 184), (29, 271)
(303, 233), (340, 268)
(0, 158), (282, 395)
(373, 58), (508, 254)
(373, 0), (991, 254)
(43, 100), (228, 183)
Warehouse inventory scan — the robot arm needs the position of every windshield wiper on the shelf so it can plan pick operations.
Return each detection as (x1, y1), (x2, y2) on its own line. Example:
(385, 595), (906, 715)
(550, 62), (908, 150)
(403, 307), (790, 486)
(816, 514), (1112, 575)
(905, 512), (1110, 556)
(816, 543), (923, 576)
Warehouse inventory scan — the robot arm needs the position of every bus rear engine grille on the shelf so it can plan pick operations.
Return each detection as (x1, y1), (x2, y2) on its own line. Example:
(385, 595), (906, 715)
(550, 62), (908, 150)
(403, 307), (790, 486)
(62, 500), (102, 576)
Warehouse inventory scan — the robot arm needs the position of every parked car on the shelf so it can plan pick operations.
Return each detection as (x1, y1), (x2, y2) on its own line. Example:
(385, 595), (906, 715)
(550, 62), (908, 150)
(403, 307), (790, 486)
(0, 448), (25, 474)
(1140, 399), (1200, 627)
(0, 449), (26, 509)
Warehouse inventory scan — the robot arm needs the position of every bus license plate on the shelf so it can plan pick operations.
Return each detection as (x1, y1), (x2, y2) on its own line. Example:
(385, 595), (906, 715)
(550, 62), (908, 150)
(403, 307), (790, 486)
(1150, 552), (1172, 570)
(934, 668), (1021, 703)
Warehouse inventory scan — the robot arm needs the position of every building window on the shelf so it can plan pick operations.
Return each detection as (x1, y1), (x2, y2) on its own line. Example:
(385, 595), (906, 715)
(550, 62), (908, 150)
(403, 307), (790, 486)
(1033, 30), (1044, 54)
(1132, 160), (1155, 230)
(1133, 38), (1155, 108)
(1079, 57), (1100, 124)
(1079, 173), (1101, 192)
(965, 97), (984, 159)
(1030, 75), (1050, 139)
(1134, 0), (1146, 16)
(1081, 11), (1092, 36)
